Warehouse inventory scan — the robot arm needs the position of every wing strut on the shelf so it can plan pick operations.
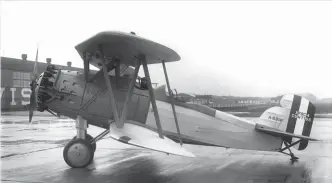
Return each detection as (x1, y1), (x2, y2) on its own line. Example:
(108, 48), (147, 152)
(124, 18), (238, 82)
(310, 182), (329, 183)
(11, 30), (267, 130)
(119, 59), (141, 124)
(97, 46), (143, 129)
(96, 46), (166, 138)
(83, 52), (90, 81)
(115, 59), (121, 86)
(99, 45), (121, 127)
(89, 60), (116, 82)
(141, 55), (164, 139)
(162, 61), (183, 145)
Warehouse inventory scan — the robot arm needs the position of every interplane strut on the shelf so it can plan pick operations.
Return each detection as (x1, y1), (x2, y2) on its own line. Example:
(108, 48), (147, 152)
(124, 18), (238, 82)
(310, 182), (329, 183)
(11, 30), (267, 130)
(141, 56), (164, 139)
(119, 59), (142, 125)
(162, 61), (183, 145)
(97, 45), (166, 138)
(99, 46), (121, 127)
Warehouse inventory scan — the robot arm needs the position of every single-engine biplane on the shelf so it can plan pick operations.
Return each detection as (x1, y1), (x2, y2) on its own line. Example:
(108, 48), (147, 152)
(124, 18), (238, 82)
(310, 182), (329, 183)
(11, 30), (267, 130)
(27, 31), (318, 168)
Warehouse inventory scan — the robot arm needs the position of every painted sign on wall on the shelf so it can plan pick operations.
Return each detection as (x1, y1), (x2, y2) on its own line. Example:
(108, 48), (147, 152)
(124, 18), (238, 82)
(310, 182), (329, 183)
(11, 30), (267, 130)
(1, 87), (31, 106)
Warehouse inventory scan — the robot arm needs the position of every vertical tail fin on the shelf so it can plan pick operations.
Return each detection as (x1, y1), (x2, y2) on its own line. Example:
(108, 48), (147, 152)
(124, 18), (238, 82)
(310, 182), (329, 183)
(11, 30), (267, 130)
(257, 94), (316, 150)
(283, 94), (316, 150)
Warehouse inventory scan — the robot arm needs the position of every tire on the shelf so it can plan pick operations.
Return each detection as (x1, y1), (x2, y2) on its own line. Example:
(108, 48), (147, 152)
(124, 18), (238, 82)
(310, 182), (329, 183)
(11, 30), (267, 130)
(72, 134), (96, 152)
(63, 138), (94, 168)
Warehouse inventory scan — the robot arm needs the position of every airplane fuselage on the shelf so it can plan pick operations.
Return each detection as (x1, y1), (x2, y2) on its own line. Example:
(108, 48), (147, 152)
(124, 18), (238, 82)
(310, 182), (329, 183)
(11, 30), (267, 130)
(147, 86), (284, 152)
(36, 68), (151, 129)
(36, 68), (283, 152)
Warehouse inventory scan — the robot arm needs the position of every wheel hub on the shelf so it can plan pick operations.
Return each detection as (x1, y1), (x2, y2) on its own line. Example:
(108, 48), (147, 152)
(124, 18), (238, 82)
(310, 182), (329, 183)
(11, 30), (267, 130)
(63, 135), (95, 168)
(67, 143), (90, 166)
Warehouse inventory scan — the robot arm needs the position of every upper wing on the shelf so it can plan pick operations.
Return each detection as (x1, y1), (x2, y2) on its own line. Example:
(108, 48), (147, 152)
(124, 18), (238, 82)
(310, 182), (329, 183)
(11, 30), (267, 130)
(75, 31), (181, 70)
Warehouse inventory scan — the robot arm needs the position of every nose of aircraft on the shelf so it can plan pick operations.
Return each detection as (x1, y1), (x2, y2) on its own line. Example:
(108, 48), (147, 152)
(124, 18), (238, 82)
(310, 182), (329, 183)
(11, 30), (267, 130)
(28, 69), (56, 121)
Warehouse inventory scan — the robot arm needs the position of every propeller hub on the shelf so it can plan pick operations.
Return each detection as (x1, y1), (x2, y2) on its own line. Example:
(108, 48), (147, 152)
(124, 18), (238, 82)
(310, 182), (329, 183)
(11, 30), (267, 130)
(28, 64), (61, 122)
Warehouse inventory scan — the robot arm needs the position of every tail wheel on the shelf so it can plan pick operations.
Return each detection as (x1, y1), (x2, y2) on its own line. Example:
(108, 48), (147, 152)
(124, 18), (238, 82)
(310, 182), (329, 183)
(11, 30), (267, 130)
(72, 134), (96, 152)
(63, 138), (94, 168)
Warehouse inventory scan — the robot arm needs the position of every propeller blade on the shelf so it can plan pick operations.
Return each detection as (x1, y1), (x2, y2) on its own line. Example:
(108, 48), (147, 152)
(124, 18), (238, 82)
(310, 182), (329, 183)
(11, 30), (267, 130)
(28, 45), (39, 123)
(29, 108), (33, 123)
(31, 45), (39, 81)
(28, 85), (36, 123)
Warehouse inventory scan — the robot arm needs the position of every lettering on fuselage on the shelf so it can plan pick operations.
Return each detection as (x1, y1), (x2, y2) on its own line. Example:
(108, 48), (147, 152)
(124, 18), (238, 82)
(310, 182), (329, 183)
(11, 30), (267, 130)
(268, 115), (284, 122)
(291, 111), (312, 122)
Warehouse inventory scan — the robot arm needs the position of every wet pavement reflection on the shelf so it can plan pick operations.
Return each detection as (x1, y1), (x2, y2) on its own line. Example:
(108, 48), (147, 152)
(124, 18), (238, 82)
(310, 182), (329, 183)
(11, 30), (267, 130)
(1, 113), (331, 183)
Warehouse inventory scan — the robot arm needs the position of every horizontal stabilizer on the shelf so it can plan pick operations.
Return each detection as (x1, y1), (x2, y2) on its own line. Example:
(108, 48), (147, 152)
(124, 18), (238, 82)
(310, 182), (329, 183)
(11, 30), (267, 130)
(255, 124), (318, 141)
(109, 122), (195, 157)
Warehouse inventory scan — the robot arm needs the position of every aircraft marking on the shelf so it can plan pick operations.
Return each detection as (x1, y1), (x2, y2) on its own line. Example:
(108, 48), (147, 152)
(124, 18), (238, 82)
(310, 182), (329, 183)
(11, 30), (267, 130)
(285, 95), (301, 144)
(299, 101), (316, 150)
(268, 115), (284, 123)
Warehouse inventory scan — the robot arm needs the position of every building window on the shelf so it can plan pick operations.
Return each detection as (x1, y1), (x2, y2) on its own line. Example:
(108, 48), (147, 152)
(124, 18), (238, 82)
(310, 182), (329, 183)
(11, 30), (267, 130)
(13, 72), (31, 87)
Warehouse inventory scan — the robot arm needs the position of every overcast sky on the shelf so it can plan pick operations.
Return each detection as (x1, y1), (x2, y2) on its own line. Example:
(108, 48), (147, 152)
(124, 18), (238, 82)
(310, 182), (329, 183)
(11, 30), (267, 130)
(1, 1), (332, 98)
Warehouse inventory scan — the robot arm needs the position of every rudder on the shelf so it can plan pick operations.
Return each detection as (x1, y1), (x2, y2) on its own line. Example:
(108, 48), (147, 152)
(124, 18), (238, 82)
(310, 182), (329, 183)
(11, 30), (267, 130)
(282, 94), (316, 150)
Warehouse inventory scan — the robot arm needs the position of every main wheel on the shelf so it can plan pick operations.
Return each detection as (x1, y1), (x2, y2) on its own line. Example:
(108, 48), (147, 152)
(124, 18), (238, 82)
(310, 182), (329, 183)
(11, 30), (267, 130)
(72, 134), (96, 152)
(63, 138), (94, 168)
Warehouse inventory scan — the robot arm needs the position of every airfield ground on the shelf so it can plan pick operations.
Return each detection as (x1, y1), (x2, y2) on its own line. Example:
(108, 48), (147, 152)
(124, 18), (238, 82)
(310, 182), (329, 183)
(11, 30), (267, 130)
(0, 112), (331, 183)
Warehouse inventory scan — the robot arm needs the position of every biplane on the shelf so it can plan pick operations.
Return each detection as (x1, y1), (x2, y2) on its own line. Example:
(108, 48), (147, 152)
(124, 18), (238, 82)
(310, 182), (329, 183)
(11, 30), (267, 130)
(27, 31), (318, 168)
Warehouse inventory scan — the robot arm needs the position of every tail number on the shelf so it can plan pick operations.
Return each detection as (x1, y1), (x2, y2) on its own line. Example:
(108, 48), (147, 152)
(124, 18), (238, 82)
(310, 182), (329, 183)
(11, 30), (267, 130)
(268, 115), (284, 122)
(291, 111), (312, 122)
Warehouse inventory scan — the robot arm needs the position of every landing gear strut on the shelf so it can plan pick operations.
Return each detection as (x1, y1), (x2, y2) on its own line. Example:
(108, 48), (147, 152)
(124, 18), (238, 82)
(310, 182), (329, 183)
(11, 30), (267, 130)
(279, 140), (301, 164)
(63, 115), (110, 168)
(63, 116), (95, 168)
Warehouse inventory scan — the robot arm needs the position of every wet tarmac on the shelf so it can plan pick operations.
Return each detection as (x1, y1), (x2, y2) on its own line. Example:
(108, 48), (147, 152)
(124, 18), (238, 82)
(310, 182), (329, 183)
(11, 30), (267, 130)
(1, 112), (331, 183)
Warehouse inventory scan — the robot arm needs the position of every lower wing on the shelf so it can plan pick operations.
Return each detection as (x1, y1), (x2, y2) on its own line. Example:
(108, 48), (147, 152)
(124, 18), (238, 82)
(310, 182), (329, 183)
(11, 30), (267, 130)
(109, 121), (195, 157)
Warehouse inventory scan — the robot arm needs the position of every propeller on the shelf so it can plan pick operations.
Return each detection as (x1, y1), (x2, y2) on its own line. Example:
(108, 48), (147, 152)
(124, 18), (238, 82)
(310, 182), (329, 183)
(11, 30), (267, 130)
(28, 45), (39, 123)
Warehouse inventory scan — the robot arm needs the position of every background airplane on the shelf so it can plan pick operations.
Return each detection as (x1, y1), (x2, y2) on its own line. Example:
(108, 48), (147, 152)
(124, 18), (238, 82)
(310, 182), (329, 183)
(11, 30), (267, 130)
(27, 31), (318, 168)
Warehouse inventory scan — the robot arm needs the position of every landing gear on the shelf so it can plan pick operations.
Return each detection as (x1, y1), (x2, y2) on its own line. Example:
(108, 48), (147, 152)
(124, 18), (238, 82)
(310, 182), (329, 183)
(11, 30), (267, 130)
(63, 138), (94, 168)
(63, 115), (95, 168)
(63, 115), (110, 168)
(72, 134), (96, 152)
(279, 140), (301, 164)
(289, 153), (299, 163)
